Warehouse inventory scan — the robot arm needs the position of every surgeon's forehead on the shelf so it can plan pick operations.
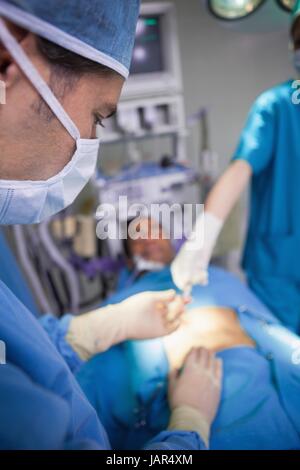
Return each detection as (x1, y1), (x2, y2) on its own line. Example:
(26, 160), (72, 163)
(91, 72), (124, 119)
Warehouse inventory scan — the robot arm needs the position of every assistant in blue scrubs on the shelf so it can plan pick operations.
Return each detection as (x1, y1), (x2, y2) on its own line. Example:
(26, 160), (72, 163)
(232, 79), (300, 332)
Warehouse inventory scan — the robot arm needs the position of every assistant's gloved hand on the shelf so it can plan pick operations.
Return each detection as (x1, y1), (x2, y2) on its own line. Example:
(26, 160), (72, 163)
(66, 290), (187, 360)
(168, 347), (223, 448)
(171, 212), (223, 291)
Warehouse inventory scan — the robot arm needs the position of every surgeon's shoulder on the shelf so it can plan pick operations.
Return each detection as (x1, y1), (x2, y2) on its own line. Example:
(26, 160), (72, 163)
(253, 80), (294, 112)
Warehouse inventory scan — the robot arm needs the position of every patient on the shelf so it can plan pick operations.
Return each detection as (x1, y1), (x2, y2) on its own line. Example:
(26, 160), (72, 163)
(77, 217), (300, 450)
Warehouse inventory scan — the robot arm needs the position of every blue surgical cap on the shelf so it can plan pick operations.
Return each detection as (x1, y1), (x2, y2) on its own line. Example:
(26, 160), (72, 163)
(0, 0), (140, 78)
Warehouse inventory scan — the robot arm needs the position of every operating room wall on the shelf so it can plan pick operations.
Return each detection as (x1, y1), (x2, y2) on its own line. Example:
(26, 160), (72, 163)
(85, 0), (294, 272)
(143, 0), (292, 170)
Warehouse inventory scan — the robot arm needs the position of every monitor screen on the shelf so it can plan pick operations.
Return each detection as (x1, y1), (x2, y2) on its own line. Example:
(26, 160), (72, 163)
(130, 15), (164, 75)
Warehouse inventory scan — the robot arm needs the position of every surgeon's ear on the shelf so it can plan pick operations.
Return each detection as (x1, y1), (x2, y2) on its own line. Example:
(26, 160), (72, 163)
(0, 20), (28, 88)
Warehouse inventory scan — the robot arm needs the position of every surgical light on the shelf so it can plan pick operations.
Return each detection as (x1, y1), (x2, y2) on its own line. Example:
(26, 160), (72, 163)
(206, 0), (292, 32)
(207, 0), (266, 20)
(276, 0), (296, 12)
(133, 46), (147, 62)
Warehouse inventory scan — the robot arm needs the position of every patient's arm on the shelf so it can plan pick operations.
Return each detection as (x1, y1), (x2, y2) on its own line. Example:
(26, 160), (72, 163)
(164, 306), (255, 370)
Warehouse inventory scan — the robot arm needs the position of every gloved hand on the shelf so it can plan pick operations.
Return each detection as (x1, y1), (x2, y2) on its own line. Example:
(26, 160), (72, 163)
(66, 290), (188, 360)
(171, 212), (223, 291)
(168, 347), (223, 447)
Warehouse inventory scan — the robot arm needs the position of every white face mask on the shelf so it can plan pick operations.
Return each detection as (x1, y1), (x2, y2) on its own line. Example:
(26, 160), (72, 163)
(0, 20), (100, 225)
(133, 255), (166, 273)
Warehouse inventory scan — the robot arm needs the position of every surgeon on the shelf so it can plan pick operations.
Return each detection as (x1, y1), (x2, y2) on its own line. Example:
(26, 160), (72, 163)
(0, 0), (222, 450)
(172, 2), (300, 333)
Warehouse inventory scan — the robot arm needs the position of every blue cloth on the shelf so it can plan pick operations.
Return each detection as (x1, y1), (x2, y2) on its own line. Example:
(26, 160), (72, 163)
(77, 266), (300, 450)
(0, 363), (70, 450)
(1, 0), (140, 77)
(0, 279), (111, 449)
(39, 313), (84, 374)
(0, 229), (84, 372)
(0, 279), (205, 450)
(232, 80), (300, 330)
(0, 228), (85, 371)
(247, 274), (300, 332)
(0, 229), (39, 316)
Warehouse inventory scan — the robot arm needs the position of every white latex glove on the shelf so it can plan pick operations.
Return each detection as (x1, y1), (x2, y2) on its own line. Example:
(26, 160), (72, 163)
(171, 212), (223, 292)
(168, 347), (223, 447)
(66, 290), (188, 360)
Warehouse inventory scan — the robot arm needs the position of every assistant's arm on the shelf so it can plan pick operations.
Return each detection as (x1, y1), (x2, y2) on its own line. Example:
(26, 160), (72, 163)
(171, 92), (275, 291)
(205, 159), (252, 221)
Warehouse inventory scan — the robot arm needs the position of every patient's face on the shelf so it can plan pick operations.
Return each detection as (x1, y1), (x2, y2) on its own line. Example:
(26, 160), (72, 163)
(128, 217), (175, 265)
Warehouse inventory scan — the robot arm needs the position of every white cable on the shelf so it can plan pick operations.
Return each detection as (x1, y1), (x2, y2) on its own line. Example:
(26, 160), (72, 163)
(38, 221), (80, 315)
(13, 225), (52, 315)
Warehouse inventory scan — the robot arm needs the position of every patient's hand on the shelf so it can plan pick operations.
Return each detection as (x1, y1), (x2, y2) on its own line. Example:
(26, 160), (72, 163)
(120, 290), (189, 340)
(168, 348), (223, 445)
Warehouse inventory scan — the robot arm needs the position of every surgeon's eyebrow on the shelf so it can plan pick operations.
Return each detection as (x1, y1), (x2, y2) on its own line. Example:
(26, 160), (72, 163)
(91, 105), (117, 137)
(95, 103), (118, 121)
(106, 105), (118, 119)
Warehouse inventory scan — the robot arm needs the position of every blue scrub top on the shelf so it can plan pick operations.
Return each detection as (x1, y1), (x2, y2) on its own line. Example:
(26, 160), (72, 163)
(232, 80), (300, 328)
(0, 229), (39, 316)
(0, 280), (111, 450)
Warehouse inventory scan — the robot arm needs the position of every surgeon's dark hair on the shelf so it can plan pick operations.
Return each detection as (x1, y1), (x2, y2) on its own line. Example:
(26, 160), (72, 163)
(34, 36), (121, 119)
(36, 37), (120, 78)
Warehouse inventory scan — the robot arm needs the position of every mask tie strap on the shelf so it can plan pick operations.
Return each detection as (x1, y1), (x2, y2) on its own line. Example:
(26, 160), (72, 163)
(0, 18), (80, 141)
